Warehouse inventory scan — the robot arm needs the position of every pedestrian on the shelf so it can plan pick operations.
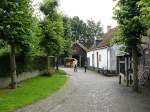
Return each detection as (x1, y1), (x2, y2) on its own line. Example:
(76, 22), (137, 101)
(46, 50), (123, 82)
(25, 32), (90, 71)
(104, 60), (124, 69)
(84, 60), (87, 72)
(73, 59), (78, 72)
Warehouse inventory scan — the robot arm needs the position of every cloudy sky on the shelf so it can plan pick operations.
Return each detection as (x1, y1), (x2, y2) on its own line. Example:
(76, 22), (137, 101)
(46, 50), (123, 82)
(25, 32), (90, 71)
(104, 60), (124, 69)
(32, 0), (118, 32)
(59, 0), (118, 32)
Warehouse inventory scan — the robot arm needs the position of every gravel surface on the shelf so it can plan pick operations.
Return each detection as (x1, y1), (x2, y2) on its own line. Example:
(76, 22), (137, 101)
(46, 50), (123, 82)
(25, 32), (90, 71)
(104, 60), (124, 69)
(15, 67), (150, 112)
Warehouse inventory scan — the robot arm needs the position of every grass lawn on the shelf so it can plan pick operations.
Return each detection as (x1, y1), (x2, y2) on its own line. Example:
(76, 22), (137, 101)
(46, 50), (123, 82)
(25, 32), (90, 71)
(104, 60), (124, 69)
(0, 70), (68, 112)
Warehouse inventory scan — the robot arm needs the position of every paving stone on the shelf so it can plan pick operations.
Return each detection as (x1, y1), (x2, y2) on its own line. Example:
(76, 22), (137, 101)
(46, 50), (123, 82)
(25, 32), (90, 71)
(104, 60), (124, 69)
(15, 68), (150, 112)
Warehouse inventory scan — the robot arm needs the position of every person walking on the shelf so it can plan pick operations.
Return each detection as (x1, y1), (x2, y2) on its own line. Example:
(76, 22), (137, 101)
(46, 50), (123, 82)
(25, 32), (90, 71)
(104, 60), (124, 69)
(84, 60), (87, 72)
(73, 59), (78, 72)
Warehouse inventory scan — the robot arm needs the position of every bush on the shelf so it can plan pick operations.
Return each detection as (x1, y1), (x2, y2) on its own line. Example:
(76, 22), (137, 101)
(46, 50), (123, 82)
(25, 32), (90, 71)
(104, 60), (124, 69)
(42, 67), (55, 77)
(0, 54), (54, 77)
(0, 54), (10, 77)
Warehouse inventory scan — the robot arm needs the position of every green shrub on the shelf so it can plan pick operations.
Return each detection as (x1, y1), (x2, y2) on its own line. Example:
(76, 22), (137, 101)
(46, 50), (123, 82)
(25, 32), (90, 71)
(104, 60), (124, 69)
(0, 54), (54, 77)
(0, 54), (10, 77)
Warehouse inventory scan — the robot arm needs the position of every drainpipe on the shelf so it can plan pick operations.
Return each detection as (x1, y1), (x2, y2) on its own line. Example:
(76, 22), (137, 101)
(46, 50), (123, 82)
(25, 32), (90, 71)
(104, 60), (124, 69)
(107, 46), (111, 72)
(107, 47), (109, 71)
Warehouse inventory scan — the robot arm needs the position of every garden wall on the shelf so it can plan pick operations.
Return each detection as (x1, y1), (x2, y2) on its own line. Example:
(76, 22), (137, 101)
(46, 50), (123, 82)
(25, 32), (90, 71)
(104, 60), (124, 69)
(0, 54), (55, 88)
(0, 70), (44, 88)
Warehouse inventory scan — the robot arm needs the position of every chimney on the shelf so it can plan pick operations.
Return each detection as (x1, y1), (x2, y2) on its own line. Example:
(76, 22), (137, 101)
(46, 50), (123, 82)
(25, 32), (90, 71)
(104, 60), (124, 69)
(107, 25), (111, 32)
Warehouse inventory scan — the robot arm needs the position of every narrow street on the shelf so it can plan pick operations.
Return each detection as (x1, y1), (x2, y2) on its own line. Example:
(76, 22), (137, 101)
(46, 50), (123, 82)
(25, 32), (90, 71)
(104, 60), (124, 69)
(16, 68), (150, 112)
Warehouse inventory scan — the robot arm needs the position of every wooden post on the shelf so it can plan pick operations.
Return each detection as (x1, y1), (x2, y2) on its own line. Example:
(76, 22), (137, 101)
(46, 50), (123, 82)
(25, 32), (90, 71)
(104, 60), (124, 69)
(79, 55), (82, 67)
(130, 75), (133, 85)
(125, 56), (129, 87)
(125, 57), (127, 81)
(118, 57), (120, 74)
(119, 75), (121, 84)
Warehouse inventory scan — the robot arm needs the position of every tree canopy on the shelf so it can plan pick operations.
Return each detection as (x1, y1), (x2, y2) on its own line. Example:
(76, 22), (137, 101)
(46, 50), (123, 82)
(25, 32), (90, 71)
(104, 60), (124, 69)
(40, 0), (64, 56)
(114, 0), (148, 48)
(69, 17), (103, 48)
(138, 0), (150, 36)
(0, 0), (34, 54)
(61, 16), (72, 57)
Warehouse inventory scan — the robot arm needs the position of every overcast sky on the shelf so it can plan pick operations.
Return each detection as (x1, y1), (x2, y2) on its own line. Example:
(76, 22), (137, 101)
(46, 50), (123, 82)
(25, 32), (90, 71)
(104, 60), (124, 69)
(59, 0), (118, 32)
(32, 0), (118, 32)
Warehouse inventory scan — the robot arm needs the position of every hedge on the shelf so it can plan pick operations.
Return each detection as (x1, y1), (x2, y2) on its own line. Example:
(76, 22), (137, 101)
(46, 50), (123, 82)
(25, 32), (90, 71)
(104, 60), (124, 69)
(0, 54), (55, 77)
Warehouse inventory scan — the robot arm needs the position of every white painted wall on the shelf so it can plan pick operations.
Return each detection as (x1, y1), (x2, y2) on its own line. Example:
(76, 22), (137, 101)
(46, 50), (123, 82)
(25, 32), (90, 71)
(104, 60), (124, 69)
(98, 48), (109, 70)
(108, 48), (111, 70)
(87, 49), (101, 68)
(87, 45), (120, 71)
(87, 48), (109, 69)
(109, 45), (118, 71)
(87, 51), (93, 67)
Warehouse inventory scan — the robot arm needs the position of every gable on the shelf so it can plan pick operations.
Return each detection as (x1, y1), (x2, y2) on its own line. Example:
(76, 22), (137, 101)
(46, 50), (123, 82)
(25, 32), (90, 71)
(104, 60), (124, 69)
(72, 43), (87, 55)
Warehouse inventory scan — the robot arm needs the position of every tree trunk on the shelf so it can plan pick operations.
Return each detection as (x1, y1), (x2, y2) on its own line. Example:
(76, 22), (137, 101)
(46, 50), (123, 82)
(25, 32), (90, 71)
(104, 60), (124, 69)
(47, 56), (50, 73)
(132, 48), (139, 92)
(56, 57), (59, 71)
(10, 45), (17, 89)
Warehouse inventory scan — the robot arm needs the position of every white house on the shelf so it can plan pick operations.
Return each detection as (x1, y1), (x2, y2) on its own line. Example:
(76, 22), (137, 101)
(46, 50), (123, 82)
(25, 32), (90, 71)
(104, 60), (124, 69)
(87, 46), (120, 72)
(87, 27), (120, 74)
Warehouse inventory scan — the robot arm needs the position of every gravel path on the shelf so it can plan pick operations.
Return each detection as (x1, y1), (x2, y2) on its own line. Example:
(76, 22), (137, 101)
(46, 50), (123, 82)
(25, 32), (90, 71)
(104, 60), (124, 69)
(15, 67), (150, 112)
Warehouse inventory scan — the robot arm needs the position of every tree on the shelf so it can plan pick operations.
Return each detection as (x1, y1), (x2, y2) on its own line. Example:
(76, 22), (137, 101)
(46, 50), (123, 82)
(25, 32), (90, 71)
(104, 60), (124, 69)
(0, 0), (34, 88)
(70, 16), (86, 42)
(40, 0), (64, 71)
(69, 17), (103, 48)
(87, 20), (103, 39)
(62, 16), (72, 57)
(86, 20), (103, 47)
(113, 0), (148, 92)
(139, 0), (150, 33)
(29, 17), (43, 56)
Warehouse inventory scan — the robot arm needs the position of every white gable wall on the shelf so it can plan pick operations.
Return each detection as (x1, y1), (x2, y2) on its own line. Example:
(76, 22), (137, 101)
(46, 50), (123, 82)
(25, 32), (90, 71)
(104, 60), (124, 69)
(109, 45), (118, 71)
(87, 48), (109, 69)
(87, 51), (93, 67)
(87, 49), (100, 68)
(99, 48), (109, 70)
(94, 49), (100, 68)
(87, 45), (120, 72)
